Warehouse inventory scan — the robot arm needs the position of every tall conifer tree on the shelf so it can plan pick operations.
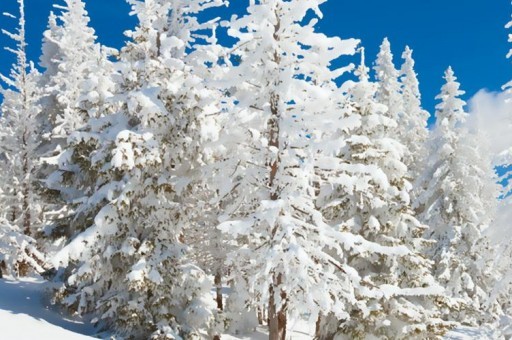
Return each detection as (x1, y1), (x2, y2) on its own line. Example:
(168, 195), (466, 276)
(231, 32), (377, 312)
(53, 0), (225, 338)
(317, 51), (452, 340)
(39, 0), (116, 240)
(399, 46), (429, 182)
(213, 1), (367, 338)
(0, 0), (47, 276)
(416, 67), (499, 324)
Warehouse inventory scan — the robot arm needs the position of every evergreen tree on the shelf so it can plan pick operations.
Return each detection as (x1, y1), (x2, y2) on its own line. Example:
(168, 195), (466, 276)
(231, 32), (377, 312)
(53, 0), (225, 338)
(374, 38), (403, 123)
(213, 1), (369, 339)
(415, 67), (499, 325)
(317, 52), (452, 339)
(38, 0), (117, 240)
(399, 46), (429, 181)
(0, 0), (47, 276)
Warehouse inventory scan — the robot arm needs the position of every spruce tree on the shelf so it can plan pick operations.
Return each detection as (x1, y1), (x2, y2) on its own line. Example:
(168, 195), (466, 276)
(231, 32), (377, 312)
(38, 0), (117, 241)
(374, 38), (403, 123)
(416, 67), (499, 325)
(399, 46), (429, 181)
(53, 0), (225, 338)
(0, 0), (48, 276)
(213, 1), (368, 339)
(317, 52), (452, 339)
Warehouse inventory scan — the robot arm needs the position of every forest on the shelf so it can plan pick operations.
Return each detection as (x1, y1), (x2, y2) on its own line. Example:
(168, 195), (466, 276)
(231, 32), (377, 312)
(0, 0), (511, 339)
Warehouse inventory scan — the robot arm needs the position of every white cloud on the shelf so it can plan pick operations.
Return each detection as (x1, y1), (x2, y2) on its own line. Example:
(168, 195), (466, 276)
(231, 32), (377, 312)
(467, 89), (512, 165)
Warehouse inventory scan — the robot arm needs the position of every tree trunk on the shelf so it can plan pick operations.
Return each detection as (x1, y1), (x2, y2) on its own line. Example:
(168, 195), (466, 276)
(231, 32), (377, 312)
(214, 271), (223, 311)
(22, 188), (30, 236)
(315, 313), (322, 338)
(0, 261), (5, 279)
(10, 194), (17, 223)
(22, 137), (30, 236)
(268, 15), (286, 339)
(258, 306), (264, 325)
(268, 274), (286, 340)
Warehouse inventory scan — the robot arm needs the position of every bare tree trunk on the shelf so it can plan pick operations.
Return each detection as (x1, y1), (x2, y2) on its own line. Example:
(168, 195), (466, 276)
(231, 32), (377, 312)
(267, 13), (287, 339)
(22, 159), (31, 236)
(0, 261), (6, 279)
(21, 131), (31, 236)
(315, 313), (322, 338)
(22, 191), (30, 236)
(278, 300), (287, 340)
(258, 306), (264, 325)
(214, 271), (223, 311)
(268, 274), (286, 340)
(10, 193), (17, 223)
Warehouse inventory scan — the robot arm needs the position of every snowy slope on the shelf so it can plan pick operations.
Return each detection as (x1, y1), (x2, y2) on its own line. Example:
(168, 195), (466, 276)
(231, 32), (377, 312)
(445, 326), (503, 340)
(221, 321), (501, 340)
(222, 322), (315, 340)
(0, 277), (95, 340)
(0, 277), (503, 340)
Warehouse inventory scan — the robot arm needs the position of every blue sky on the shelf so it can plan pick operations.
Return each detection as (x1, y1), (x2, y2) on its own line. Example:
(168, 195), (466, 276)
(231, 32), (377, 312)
(0, 0), (510, 120)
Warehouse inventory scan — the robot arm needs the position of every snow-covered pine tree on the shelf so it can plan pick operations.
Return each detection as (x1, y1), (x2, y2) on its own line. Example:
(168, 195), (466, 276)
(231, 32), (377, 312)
(212, 2), (448, 339)
(159, 1), (233, 330)
(415, 67), (500, 325)
(53, 0), (225, 338)
(213, 1), (368, 338)
(317, 50), (452, 339)
(374, 38), (403, 123)
(38, 0), (117, 241)
(0, 217), (46, 277)
(399, 46), (429, 181)
(225, 5), (354, 338)
(0, 0), (48, 277)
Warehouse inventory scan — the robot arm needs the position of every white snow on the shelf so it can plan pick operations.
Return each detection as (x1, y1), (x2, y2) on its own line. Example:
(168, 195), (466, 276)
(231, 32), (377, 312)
(222, 321), (315, 340)
(0, 277), (95, 340)
(220, 323), (502, 340)
(444, 326), (503, 340)
(0, 276), (504, 340)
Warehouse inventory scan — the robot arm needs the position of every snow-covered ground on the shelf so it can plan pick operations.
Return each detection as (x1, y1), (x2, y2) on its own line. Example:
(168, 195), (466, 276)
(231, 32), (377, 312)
(0, 277), (504, 340)
(223, 322), (315, 340)
(445, 326), (503, 340)
(222, 325), (503, 340)
(0, 277), (95, 340)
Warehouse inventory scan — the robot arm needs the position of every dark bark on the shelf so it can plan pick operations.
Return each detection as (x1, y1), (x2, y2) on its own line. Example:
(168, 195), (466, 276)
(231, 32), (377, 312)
(267, 93), (287, 339)
(22, 188), (30, 236)
(22, 131), (30, 236)
(268, 92), (280, 201)
(267, 12), (287, 340)
(268, 274), (287, 340)
(258, 306), (264, 325)
(0, 261), (6, 279)
(316, 313), (322, 338)
(214, 272), (223, 311)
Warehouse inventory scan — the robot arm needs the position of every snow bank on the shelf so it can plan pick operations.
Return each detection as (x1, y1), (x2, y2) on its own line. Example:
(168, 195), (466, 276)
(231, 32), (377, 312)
(0, 277), (95, 340)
